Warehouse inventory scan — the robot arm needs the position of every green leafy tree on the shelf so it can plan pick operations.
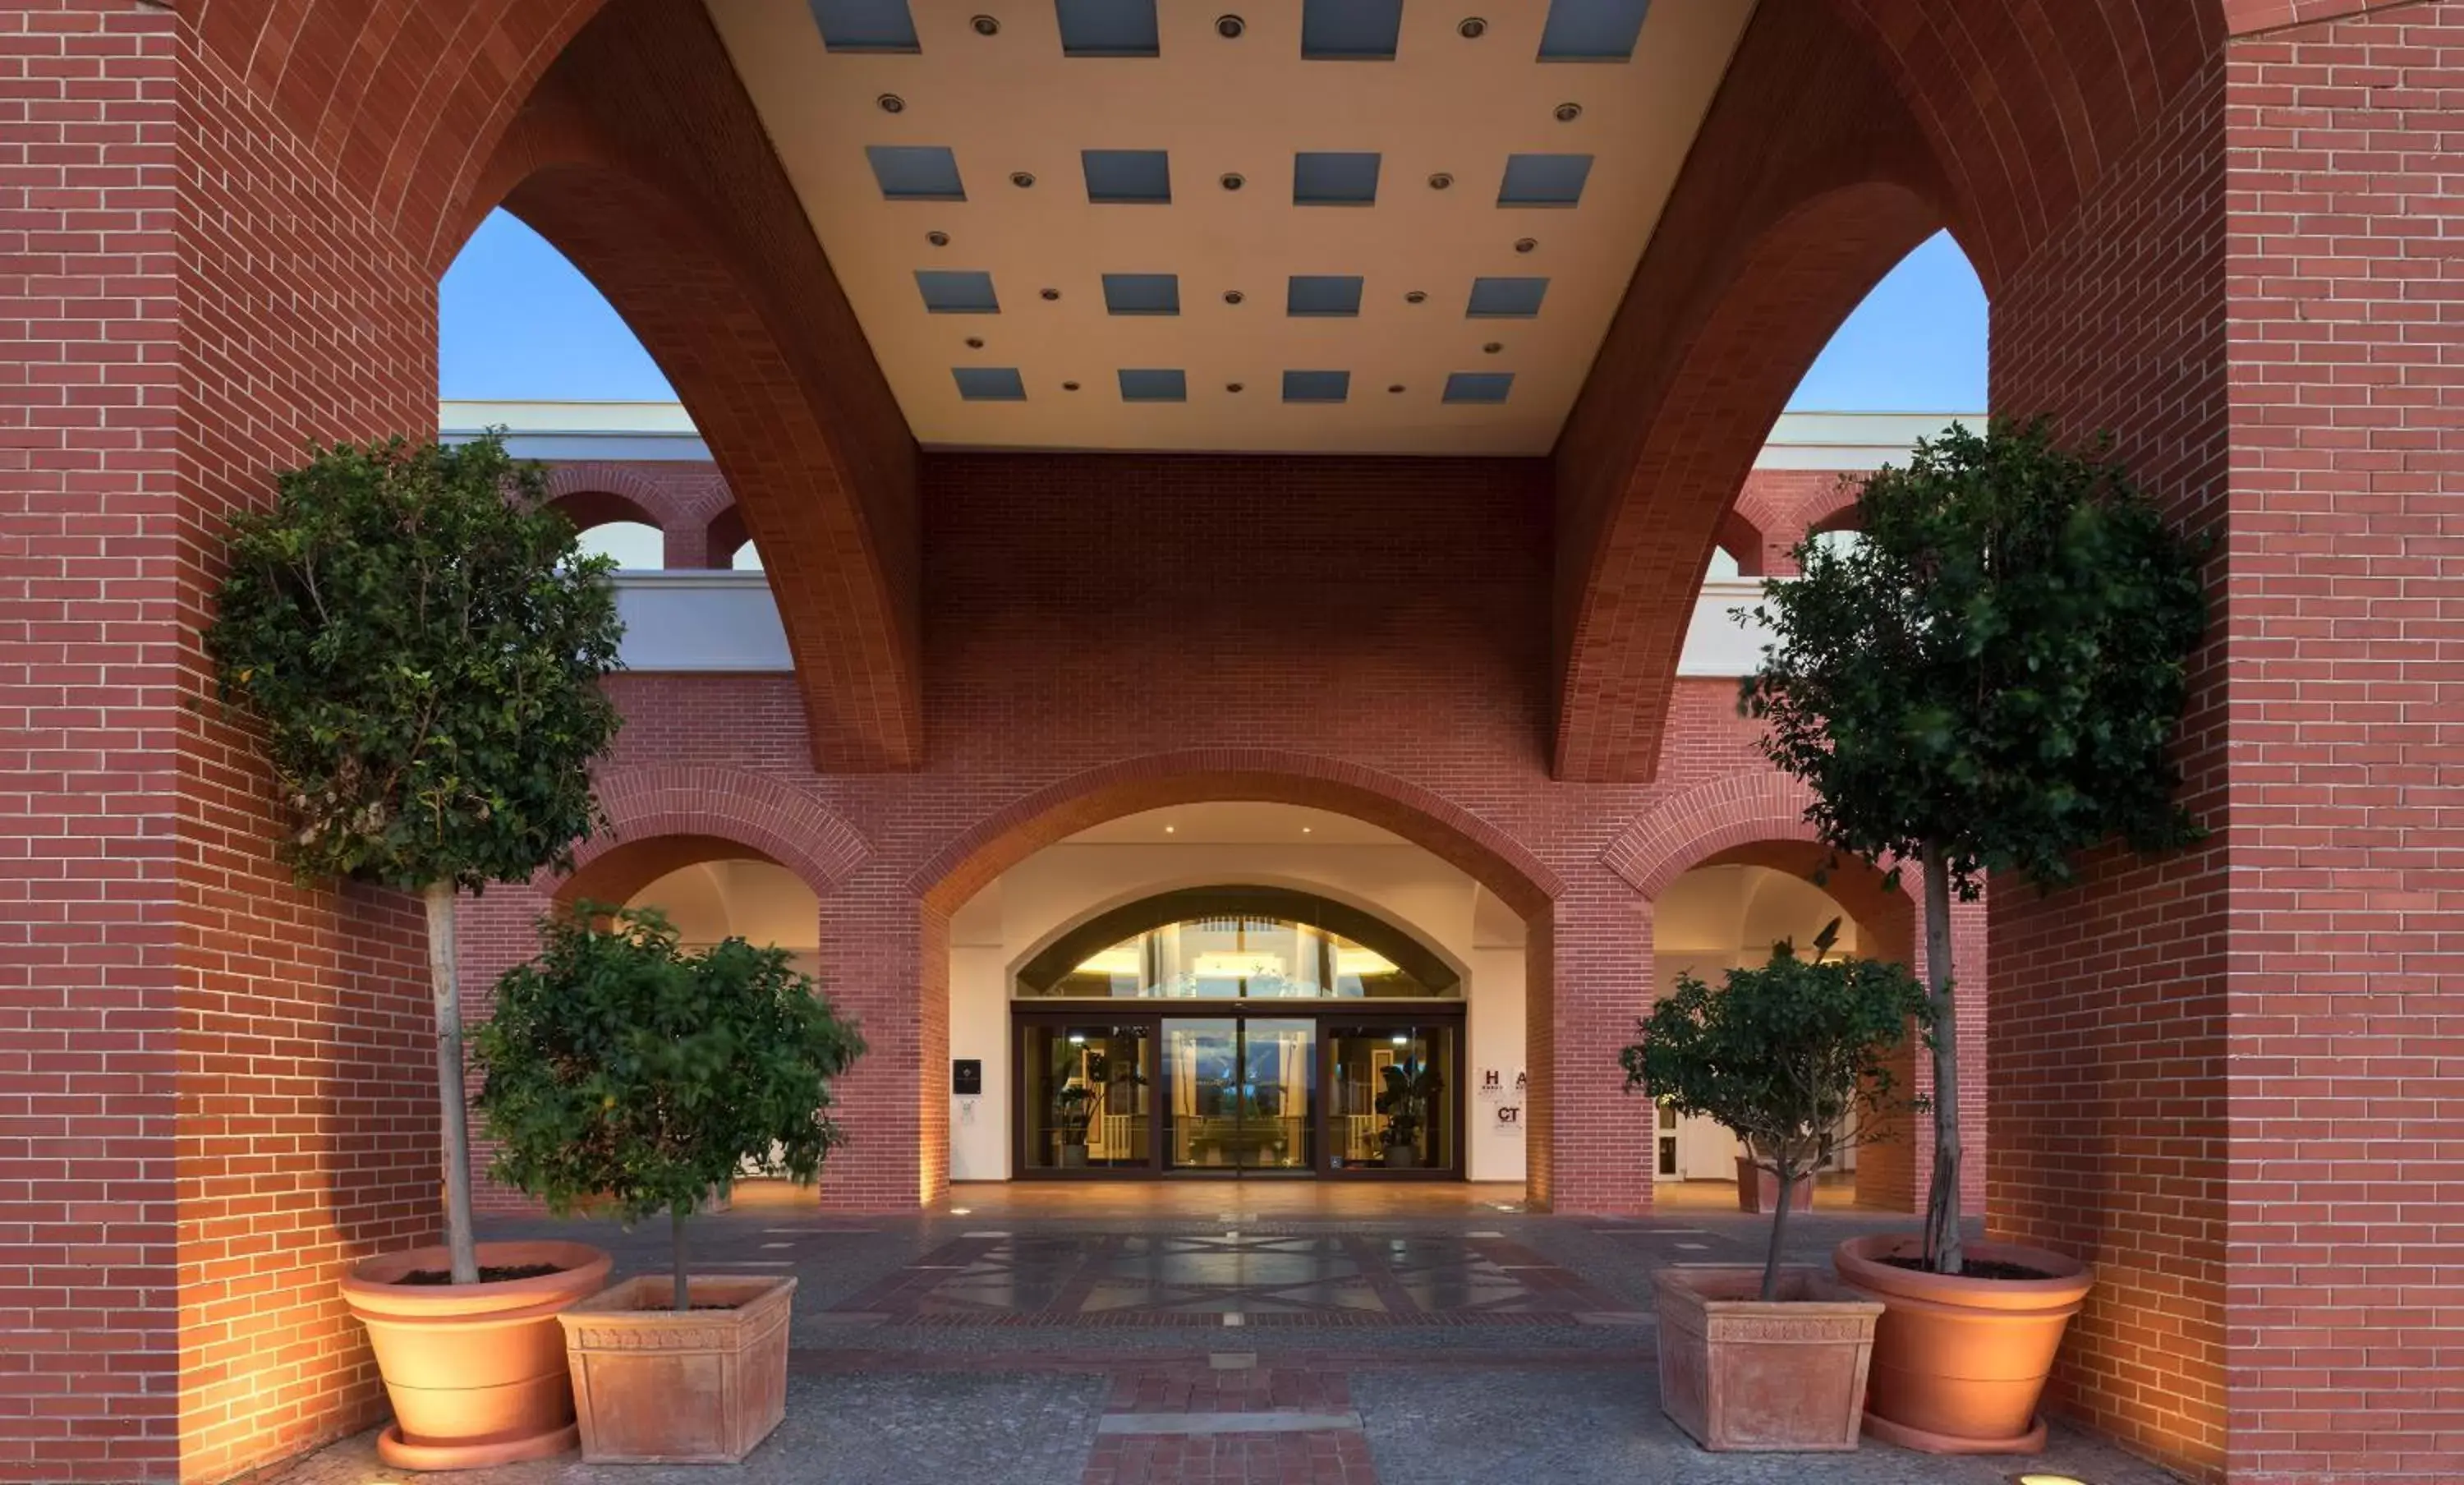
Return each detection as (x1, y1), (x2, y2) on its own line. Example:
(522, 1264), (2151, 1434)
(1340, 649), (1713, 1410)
(1740, 420), (2207, 1273)
(1623, 922), (1931, 1299)
(206, 434), (624, 1284)
(476, 906), (865, 1311)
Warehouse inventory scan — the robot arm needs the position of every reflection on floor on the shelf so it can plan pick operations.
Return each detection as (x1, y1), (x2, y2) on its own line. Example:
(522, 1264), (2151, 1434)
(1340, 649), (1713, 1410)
(933, 1180), (1533, 1222)
(834, 1230), (1634, 1326)
(1649, 1172), (1862, 1211)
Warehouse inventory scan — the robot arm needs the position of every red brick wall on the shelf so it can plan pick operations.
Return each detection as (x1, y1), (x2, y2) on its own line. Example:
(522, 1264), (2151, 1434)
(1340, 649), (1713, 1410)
(1987, 54), (2233, 1484)
(454, 453), (1993, 1224)
(2218, 11), (2464, 1482)
(2, 7), (185, 1477)
(170, 29), (448, 1485)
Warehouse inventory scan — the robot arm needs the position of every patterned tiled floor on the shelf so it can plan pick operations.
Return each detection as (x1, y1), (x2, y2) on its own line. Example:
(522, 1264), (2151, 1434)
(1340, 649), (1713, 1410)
(834, 1231), (1635, 1326)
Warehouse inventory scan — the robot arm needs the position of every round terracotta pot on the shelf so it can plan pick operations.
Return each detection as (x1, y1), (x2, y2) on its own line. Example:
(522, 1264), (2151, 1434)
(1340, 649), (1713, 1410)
(1832, 1234), (2093, 1454)
(341, 1239), (612, 1469)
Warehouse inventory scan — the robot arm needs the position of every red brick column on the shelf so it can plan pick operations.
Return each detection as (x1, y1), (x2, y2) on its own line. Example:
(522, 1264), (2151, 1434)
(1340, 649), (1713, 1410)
(812, 871), (947, 1211)
(2212, 11), (2464, 1482)
(1529, 868), (1652, 1216)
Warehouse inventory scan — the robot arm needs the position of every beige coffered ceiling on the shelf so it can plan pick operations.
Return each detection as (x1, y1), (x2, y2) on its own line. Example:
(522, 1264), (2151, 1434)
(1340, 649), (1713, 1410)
(706, 0), (1754, 454)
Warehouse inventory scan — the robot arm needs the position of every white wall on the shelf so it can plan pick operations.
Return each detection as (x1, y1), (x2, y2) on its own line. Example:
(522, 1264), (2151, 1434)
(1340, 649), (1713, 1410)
(945, 836), (1530, 1184)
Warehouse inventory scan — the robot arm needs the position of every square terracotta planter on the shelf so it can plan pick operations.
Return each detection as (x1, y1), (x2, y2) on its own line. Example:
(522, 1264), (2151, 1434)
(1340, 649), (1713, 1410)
(558, 1274), (796, 1464)
(1653, 1267), (1882, 1451)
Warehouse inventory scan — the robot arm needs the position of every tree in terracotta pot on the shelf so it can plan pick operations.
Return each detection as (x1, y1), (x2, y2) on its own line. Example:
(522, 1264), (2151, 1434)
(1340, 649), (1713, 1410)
(1740, 420), (2209, 1453)
(1621, 922), (1930, 1451)
(476, 904), (864, 1464)
(206, 434), (624, 1469)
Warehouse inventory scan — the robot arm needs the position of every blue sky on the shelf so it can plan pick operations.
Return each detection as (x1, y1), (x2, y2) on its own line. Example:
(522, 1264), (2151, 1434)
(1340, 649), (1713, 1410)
(439, 209), (1987, 411)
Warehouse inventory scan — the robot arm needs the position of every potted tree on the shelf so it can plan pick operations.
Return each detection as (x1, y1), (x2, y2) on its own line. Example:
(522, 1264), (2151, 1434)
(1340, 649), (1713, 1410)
(477, 905), (864, 1464)
(1375, 1060), (1442, 1170)
(1623, 922), (1930, 1451)
(1740, 420), (2208, 1453)
(1054, 1081), (1096, 1167)
(208, 435), (624, 1469)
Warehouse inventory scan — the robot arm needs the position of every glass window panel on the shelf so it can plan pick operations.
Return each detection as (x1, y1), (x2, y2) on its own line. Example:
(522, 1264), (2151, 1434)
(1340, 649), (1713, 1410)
(1023, 1023), (1152, 1170)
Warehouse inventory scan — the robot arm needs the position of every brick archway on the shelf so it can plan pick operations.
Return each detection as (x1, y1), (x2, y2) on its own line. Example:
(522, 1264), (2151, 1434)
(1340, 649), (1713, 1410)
(463, 0), (924, 771)
(553, 765), (870, 905)
(913, 750), (1563, 918)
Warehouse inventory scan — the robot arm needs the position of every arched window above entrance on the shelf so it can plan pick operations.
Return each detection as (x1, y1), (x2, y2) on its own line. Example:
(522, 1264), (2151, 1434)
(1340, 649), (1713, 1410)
(1014, 885), (1461, 1000)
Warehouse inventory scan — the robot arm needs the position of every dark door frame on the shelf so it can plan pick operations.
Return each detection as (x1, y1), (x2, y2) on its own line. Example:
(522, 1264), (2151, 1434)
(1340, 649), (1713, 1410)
(1009, 1003), (1467, 1181)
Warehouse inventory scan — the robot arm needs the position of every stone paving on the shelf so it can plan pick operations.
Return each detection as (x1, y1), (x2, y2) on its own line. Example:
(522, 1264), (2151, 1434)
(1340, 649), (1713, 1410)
(266, 1185), (2186, 1485)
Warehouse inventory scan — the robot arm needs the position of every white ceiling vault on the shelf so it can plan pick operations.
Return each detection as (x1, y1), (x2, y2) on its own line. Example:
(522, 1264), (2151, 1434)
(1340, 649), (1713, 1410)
(706, 0), (1755, 454)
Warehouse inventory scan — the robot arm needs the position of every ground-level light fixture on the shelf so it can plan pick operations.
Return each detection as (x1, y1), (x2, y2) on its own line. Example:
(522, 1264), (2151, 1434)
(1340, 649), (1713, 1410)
(2011, 1477), (2093, 1485)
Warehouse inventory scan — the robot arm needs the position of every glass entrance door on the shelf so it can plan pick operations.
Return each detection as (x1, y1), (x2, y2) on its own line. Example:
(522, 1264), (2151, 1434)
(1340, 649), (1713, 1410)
(1326, 1022), (1458, 1174)
(1163, 1018), (1317, 1173)
(1020, 1021), (1154, 1173)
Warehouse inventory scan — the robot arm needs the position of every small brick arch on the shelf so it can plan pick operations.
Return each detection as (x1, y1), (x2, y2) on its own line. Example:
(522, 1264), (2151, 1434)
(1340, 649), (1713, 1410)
(1603, 771), (1905, 920)
(705, 504), (751, 567)
(912, 749), (1563, 921)
(550, 765), (870, 904)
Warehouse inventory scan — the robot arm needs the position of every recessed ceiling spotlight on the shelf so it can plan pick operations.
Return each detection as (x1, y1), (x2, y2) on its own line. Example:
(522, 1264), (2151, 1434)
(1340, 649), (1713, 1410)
(1041, 287), (1060, 301)
(876, 93), (905, 113)
(972, 13), (1000, 34)
(964, 336), (985, 349)
(1483, 341), (1503, 354)
(1164, 824), (1176, 834)
(1302, 825), (1312, 834)
(1221, 172), (1245, 191)
(1404, 289), (1427, 304)
(1062, 380), (1081, 391)
(1556, 101), (1583, 122)
(1010, 171), (1036, 189)
(1223, 289), (1245, 305)
(1514, 237), (1538, 254)
(926, 230), (949, 246)
(1216, 13), (1245, 38)
(1387, 384), (1405, 393)
(1458, 16), (1487, 38)
(1427, 172), (1453, 190)
(1226, 381), (1244, 393)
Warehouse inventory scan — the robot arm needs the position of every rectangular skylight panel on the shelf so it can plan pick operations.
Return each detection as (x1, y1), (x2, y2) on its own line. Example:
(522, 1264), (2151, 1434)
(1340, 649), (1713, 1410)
(1283, 370), (1351, 403)
(1467, 277), (1549, 318)
(868, 145), (965, 200)
(1301, 0), (1404, 59)
(1056, 0), (1161, 56)
(1537, 0), (1652, 61)
(915, 270), (1000, 314)
(1444, 371), (1515, 403)
(1118, 369), (1188, 402)
(1101, 274), (1180, 315)
(953, 367), (1026, 401)
(1286, 275), (1364, 317)
(811, 0), (920, 53)
(1498, 154), (1594, 207)
(1292, 151), (1381, 206)
(1083, 149), (1172, 203)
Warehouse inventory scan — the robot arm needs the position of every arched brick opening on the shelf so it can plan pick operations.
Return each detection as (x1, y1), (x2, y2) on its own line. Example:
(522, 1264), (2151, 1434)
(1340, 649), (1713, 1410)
(461, 0), (924, 771)
(1601, 772), (1981, 1216)
(547, 486), (657, 535)
(706, 504), (752, 568)
(555, 765), (871, 905)
(905, 750), (1564, 1207)
(1713, 505), (1768, 579)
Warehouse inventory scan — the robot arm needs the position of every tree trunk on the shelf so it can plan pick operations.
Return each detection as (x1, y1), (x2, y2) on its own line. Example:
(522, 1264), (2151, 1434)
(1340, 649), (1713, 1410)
(424, 880), (480, 1285)
(671, 1207), (692, 1313)
(1919, 844), (1964, 1275)
(1762, 1163), (1795, 1302)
